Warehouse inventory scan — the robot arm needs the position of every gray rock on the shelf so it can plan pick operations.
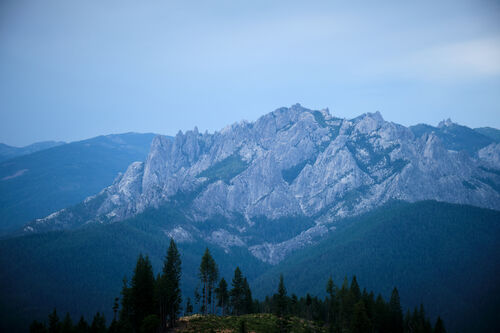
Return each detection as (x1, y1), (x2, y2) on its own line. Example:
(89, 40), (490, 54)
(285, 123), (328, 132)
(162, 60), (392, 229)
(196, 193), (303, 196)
(24, 104), (500, 264)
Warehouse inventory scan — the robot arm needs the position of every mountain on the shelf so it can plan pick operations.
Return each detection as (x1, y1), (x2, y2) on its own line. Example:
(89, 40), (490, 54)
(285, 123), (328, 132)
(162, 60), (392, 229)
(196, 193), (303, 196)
(409, 119), (494, 154)
(24, 104), (500, 265)
(1, 201), (498, 332)
(252, 201), (500, 333)
(474, 127), (500, 143)
(0, 141), (65, 162)
(0, 133), (160, 234)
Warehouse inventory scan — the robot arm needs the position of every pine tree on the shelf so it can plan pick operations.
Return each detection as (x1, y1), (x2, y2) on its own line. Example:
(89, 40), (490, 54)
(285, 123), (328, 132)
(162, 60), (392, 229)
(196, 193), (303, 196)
(140, 314), (160, 333)
(130, 254), (155, 332)
(90, 312), (106, 333)
(373, 294), (388, 333)
(275, 274), (288, 318)
(275, 274), (289, 333)
(351, 300), (371, 333)
(199, 248), (217, 314)
(117, 277), (133, 332)
(433, 316), (446, 333)
(350, 276), (361, 303)
(60, 313), (73, 333)
(326, 276), (337, 326)
(389, 288), (403, 333)
(75, 316), (90, 333)
(306, 293), (312, 321)
(112, 297), (119, 321)
(29, 320), (47, 333)
(230, 267), (245, 315)
(208, 253), (219, 314)
(159, 239), (182, 328)
(338, 276), (352, 330)
(216, 278), (229, 315)
(185, 297), (193, 316)
(243, 278), (253, 314)
(48, 308), (60, 333)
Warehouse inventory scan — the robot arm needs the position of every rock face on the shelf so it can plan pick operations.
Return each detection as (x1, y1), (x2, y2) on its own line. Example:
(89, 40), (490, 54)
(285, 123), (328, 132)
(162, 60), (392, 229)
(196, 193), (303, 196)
(24, 104), (500, 264)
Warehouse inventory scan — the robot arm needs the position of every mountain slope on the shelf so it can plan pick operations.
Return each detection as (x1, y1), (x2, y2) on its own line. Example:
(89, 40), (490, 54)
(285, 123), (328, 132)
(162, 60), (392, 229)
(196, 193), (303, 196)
(474, 127), (500, 142)
(1, 201), (498, 332)
(409, 119), (494, 154)
(24, 105), (500, 264)
(0, 203), (269, 332)
(0, 133), (159, 233)
(252, 201), (500, 333)
(0, 141), (65, 162)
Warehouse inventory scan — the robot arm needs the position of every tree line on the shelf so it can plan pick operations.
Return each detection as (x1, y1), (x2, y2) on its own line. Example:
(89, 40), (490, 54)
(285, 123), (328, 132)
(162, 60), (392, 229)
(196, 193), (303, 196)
(29, 240), (446, 333)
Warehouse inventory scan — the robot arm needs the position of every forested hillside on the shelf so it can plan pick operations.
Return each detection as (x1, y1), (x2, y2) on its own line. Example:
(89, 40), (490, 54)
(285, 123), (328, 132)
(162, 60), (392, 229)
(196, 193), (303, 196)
(1, 201), (498, 332)
(29, 242), (446, 333)
(0, 133), (158, 233)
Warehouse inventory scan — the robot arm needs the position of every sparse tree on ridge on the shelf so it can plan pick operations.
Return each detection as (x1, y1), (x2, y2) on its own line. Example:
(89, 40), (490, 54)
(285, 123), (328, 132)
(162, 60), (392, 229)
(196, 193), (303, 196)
(389, 287), (403, 333)
(199, 248), (218, 314)
(130, 254), (155, 332)
(216, 277), (229, 316)
(230, 267), (245, 316)
(159, 238), (182, 329)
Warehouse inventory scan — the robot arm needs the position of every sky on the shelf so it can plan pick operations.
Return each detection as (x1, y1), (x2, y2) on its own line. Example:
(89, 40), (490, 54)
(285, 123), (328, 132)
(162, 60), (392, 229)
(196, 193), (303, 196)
(0, 0), (499, 146)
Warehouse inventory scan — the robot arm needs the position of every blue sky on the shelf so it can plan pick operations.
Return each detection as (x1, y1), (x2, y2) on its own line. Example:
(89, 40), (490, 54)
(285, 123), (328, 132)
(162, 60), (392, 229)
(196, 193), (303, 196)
(1, 0), (499, 146)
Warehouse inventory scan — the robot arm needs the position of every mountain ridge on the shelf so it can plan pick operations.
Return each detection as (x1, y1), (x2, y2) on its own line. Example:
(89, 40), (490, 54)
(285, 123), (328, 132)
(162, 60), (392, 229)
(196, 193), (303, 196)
(0, 140), (65, 162)
(0, 132), (164, 233)
(22, 105), (500, 264)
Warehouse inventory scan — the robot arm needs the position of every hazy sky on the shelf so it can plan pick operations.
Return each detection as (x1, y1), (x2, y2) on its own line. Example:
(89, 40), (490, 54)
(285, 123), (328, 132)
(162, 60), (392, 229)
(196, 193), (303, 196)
(1, 0), (499, 146)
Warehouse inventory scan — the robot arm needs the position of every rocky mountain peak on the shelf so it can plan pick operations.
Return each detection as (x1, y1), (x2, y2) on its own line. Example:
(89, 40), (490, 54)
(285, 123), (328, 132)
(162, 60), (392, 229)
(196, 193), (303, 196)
(438, 118), (455, 128)
(23, 104), (500, 264)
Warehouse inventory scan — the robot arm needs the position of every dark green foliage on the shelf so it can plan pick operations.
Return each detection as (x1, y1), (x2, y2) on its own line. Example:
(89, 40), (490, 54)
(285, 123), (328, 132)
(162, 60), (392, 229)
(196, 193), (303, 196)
(3, 201), (496, 332)
(216, 278), (229, 315)
(247, 215), (316, 244)
(157, 238), (182, 328)
(389, 288), (403, 333)
(350, 276), (361, 303)
(198, 153), (248, 184)
(199, 248), (219, 314)
(61, 313), (73, 333)
(32, 245), (445, 333)
(275, 274), (288, 318)
(243, 278), (254, 314)
(185, 298), (193, 316)
(129, 255), (155, 332)
(351, 301), (370, 333)
(75, 316), (90, 333)
(0, 133), (157, 233)
(30, 320), (47, 333)
(252, 201), (500, 333)
(275, 274), (289, 333)
(48, 309), (60, 333)
(230, 267), (247, 316)
(238, 318), (247, 333)
(90, 312), (106, 333)
(433, 316), (446, 333)
(140, 314), (160, 333)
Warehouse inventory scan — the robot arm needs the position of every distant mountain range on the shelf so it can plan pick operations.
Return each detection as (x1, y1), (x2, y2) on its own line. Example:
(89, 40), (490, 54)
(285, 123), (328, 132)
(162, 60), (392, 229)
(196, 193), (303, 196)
(0, 141), (65, 162)
(1, 105), (499, 332)
(23, 104), (500, 264)
(0, 133), (160, 234)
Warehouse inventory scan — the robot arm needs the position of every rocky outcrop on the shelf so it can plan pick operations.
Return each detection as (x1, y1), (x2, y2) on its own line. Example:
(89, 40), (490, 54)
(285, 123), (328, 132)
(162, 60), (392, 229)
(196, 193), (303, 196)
(24, 104), (500, 263)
